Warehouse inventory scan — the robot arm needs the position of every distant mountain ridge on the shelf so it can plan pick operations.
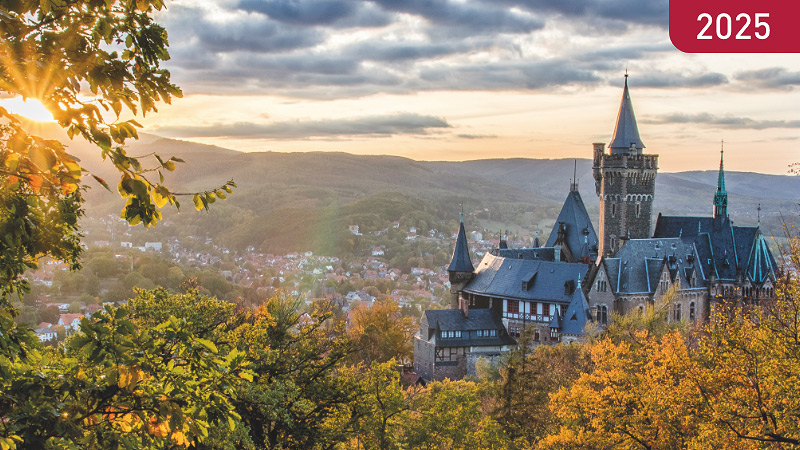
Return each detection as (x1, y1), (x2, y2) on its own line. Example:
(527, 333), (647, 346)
(62, 133), (798, 254)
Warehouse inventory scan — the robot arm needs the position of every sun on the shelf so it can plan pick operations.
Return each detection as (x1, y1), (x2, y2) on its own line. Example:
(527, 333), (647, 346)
(1, 96), (55, 122)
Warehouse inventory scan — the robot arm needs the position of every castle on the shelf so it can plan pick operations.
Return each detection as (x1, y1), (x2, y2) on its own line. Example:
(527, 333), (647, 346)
(413, 75), (778, 382)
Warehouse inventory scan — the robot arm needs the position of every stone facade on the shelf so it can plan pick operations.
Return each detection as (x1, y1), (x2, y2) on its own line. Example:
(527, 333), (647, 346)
(593, 144), (658, 257)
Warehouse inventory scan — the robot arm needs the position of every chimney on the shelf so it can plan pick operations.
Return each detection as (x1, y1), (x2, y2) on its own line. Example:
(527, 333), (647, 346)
(459, 296), (469, 318)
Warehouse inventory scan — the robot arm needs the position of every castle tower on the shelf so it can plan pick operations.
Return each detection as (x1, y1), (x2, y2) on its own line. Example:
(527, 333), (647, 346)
(713, 146), (728, 218)
(447, 212), (474, 309)
(593, 75), (658, 257)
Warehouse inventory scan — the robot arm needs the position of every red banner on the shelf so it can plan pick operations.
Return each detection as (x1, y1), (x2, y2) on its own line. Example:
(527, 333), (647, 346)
(670, 0), (800, 53)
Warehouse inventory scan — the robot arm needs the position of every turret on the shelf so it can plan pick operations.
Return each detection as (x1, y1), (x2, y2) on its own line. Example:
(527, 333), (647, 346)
(447, 213), (474, 309)
(593, 74), (658, 257)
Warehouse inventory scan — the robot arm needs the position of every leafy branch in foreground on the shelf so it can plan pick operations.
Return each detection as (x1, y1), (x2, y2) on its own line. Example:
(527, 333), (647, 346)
(0, 0), (235, 228)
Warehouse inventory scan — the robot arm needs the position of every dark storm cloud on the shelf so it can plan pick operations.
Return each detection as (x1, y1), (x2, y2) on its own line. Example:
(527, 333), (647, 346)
(154, 113), (452, 139)
(163, 4), (323, 54)
(486, 0), (668, 27)
(237, 0), (392, 28)
(734, 68), (800, 90)
(158, 0), (675, 98)
(645, 113), (800, 130)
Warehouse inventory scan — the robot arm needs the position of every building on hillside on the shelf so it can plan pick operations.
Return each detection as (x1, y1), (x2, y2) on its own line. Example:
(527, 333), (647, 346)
(413, 308), (515, 381)
(415, 74), (779, 381)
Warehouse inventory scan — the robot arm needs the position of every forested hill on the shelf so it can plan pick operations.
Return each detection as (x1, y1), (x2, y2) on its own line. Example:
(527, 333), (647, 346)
(64, 132), (798, 255)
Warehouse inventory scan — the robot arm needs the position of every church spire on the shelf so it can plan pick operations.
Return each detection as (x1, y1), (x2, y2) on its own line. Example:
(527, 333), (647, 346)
(608, 74), (645, 155)
(448, 213), (474, 273)
(713, 142), (728, 218)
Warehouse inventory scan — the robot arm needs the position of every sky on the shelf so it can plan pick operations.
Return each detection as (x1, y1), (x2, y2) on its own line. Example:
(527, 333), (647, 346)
(128, 0), (800, 174)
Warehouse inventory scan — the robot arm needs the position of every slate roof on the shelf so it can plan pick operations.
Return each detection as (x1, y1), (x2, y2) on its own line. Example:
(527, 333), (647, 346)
(544, 190), (599, 261)
(653, 214), (777, 284)
(464, 253), (588, 303)
(491, 247), (556, 261)
(605, 237), (702, 294)
(561, 288), (592, 335)
(608, 76), (645, 154)
(448, 220), (474, 272)
(422, 309), (516, 348)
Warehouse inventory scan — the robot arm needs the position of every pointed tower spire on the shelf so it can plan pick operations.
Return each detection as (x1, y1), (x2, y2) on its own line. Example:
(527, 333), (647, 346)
(608, 74), (645, 155)
(713, 142), (728, 218)
(570, 159), (578, 192)
(448, 213), (474, 273)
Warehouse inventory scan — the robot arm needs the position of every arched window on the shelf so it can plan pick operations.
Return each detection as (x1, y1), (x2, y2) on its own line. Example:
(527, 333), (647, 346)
(673, 303), (682, 322)
(689, 302), (696, 321)
(611, 203), (616, 218)
(597, 305), (608, 325)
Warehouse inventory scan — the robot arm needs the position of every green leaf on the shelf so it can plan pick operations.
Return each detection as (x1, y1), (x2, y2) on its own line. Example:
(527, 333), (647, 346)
(195, 338), (217, 354)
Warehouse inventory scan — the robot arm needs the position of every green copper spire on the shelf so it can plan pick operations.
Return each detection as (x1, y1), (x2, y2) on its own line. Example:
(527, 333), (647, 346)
(713, 143), (728, 218)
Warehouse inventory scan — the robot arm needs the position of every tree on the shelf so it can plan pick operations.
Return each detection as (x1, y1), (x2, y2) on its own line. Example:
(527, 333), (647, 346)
(0, 3), (235, 448)
(0, 293), (249, 450)
(541, 253), (800, 450)
(493, 334), (592, 448)
(348, 300), (415, 365)
(231, 296), (362, 450)
(346, 360), (409, 450)
(402, 379), (510, 450)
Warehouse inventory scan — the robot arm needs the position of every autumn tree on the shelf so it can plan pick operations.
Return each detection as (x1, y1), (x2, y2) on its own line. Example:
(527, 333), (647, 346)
(348, 300), (415, 365)
(492, 332), (592, 448)
(402, 379), (510, 450)
(0, 290), (250, 450)
(230, 296), (362, 450)
(541, 258), (800, 450)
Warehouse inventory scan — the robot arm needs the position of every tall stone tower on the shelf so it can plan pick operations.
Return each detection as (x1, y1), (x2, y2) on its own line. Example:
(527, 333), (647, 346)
(593, 75), (658, 257)
(447, 213), (474, 309)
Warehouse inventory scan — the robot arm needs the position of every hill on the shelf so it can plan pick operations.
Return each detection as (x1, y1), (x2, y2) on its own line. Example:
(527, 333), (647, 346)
(66, 135), (798, 255)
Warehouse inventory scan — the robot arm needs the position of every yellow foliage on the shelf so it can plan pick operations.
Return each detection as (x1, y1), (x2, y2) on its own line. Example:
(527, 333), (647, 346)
(117, 365), (145, 389)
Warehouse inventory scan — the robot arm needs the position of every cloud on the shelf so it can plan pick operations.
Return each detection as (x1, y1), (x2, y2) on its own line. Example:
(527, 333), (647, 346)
(417, 59), (602, 90)
(162, 4), (324, 55)
(734, 67), (800, 90)
(237, 0), (392, 28)
(458, 134), (497, 139)
(156, 0), (689, 99)
(644, 113), (800, 130)
(153, 113), (452, 139)
(371, 0), (544, 35)
(629, 72), (728, 88)
(487, 0), (669, 28)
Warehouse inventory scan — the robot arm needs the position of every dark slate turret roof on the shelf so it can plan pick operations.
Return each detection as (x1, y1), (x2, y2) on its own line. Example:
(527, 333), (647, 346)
(421, 309), (516, 348)
(653, 214), (777, 284)
(608, 75), (645, 154)
(448, 220), (474, 273)
(561, 287), (592, 335)
(464, 253), (588, 303)
(544, 190), (599, 260)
